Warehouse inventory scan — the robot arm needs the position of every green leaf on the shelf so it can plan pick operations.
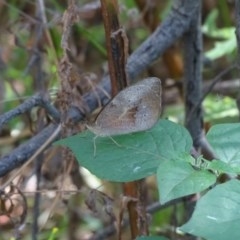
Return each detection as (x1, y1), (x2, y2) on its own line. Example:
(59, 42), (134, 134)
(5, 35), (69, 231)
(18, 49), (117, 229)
(202, 9), (236, 60)
(207, 159), (240, 175)
(180, 179), (240, 240)
(48, 228), (59, 240)
(203, 95), (238, 123)
(202, 9), (218, 37)
(206, 123), (240, 168)
(157, 160), (216, 204)
(202, 9), (235, 39)
(55, 120), (192, 182)
(205, 37), (236, 60)
(136, 236), (169, 240)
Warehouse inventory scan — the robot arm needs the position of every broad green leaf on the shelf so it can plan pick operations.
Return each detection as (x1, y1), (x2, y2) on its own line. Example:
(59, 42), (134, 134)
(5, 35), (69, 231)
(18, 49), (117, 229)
(180, 179), (240, 240)
(206, 123), (240, 168)
(55, 120), (192, 182)
(157, 160), (216, 204)
(207, 159), (240, 175)
(136, 236), (169, 240)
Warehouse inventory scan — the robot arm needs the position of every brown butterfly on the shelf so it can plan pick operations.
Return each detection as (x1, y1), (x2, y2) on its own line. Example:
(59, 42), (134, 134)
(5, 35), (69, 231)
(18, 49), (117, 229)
(87, 77), (162, 136)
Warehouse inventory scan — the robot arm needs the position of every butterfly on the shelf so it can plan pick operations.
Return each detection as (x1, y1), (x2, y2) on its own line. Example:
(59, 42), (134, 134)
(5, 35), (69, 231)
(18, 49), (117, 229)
(87, 77), (162, 137)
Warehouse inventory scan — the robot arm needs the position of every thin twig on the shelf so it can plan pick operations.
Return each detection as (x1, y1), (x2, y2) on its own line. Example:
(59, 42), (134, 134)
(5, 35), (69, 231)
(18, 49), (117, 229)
(0, 124), (61, 190)
(0, 93), (60, 130)
(91, 198), (183, 240)
(187, 64), (236, 123)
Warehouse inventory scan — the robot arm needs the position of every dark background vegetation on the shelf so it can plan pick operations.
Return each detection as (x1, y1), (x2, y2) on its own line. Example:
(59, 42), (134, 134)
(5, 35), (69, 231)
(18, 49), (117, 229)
(0, 0), (239, 239)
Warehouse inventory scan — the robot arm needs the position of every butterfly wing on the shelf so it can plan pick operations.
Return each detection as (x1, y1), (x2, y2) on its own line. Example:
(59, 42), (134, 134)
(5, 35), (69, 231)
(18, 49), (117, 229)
(91, 77), (162, 136)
